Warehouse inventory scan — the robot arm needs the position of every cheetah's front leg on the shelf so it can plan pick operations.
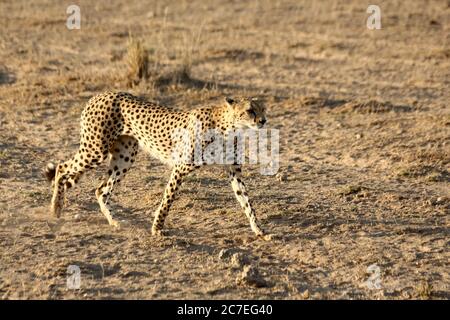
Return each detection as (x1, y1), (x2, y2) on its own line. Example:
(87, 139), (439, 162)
(151, 164), (195, 236)
(228, 165), (267, 238)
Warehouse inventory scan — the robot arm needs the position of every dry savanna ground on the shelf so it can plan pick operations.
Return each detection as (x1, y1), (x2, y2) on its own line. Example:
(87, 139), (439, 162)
(0, 0), (449, 299)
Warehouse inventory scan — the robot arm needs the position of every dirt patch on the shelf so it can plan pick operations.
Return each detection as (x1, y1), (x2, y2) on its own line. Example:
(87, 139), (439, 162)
(332, 100), (415, 114)
(0, 0), (449, 300)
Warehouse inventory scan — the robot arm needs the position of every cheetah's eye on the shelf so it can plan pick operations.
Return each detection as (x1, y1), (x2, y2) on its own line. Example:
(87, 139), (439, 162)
(247, 110), (256, 117)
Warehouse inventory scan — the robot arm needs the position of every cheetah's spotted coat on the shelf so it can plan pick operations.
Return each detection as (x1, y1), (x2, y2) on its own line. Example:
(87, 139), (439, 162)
(46, 92), (268, 238)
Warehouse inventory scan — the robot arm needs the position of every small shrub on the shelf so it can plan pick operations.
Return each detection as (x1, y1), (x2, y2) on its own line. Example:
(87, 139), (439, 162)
(126, 37), (149, 87)
(415, 281), (433, 300)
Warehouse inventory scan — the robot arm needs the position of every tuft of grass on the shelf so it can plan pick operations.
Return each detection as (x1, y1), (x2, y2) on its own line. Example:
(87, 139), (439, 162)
(175, 26), (204, 82)
(0, 149), (9, 159)
(126, 37), (149, 87)
(338, 185), (362, 196)
(415, 281), (433, 300)
(0, 66), (16, 85)
(152, 67), (192, 88)
(396, 165), (449, 182)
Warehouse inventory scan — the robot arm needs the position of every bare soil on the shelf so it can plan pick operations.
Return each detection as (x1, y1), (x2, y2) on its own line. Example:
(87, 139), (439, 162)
(0, 0), (449, 299)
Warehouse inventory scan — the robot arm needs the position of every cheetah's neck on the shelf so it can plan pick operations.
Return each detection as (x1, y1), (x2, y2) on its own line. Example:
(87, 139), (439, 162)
(211, 104), (235, 133)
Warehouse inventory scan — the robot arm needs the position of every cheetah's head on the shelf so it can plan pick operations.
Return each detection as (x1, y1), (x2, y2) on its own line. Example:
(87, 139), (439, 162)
(225, 97), (267, 129)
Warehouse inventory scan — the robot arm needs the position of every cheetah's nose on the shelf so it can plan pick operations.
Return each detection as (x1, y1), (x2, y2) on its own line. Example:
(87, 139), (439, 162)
(259, 119), (266, 126)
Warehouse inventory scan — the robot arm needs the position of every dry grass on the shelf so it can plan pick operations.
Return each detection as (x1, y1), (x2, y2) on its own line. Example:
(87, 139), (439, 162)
(415, 281), (434, 300)
(150, 27), (204, 89)
(126, 37), (149, 88)
(179, 26), (204, 78)
(332, 100), (414, 114)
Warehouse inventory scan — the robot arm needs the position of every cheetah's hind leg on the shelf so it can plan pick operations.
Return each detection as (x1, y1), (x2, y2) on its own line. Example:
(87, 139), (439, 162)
(49, 158), (86, 218)
(47, 148), (107, 218)
(95, 136), (138, 228)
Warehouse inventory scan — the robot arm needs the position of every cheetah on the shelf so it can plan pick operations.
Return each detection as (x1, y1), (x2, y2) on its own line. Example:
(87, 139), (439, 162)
(45, 91), (269, 238)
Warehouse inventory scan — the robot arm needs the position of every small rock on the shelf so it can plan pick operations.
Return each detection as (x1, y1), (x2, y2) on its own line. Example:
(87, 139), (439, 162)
(429, 19), (440, 26)
(218, 249), (232, 260)
(230, 253), (250, 268)
(301, 289), (310, 299)
(276, 172), (287, 182)
(427, 197), (446, 206)
(236, 265), (268, 288)
(405, 252), (418, 262)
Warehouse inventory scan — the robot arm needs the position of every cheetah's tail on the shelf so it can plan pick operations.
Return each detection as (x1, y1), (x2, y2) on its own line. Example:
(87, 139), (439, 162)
(44, 162), (57, 183)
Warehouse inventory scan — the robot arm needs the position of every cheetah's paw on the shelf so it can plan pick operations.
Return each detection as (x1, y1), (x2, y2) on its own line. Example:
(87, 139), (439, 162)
(261, 233), (276, 241)
(256, 231), (276, 241)
(109, 219), (121, 229)
(51, 202), (62, 218)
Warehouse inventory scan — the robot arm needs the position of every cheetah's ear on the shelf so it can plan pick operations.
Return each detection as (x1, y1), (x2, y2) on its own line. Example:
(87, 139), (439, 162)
(225, 97), (235, 106)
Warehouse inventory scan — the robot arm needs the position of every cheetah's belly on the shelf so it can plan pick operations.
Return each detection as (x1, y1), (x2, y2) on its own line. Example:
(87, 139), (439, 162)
(138, 140), (174, 166)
